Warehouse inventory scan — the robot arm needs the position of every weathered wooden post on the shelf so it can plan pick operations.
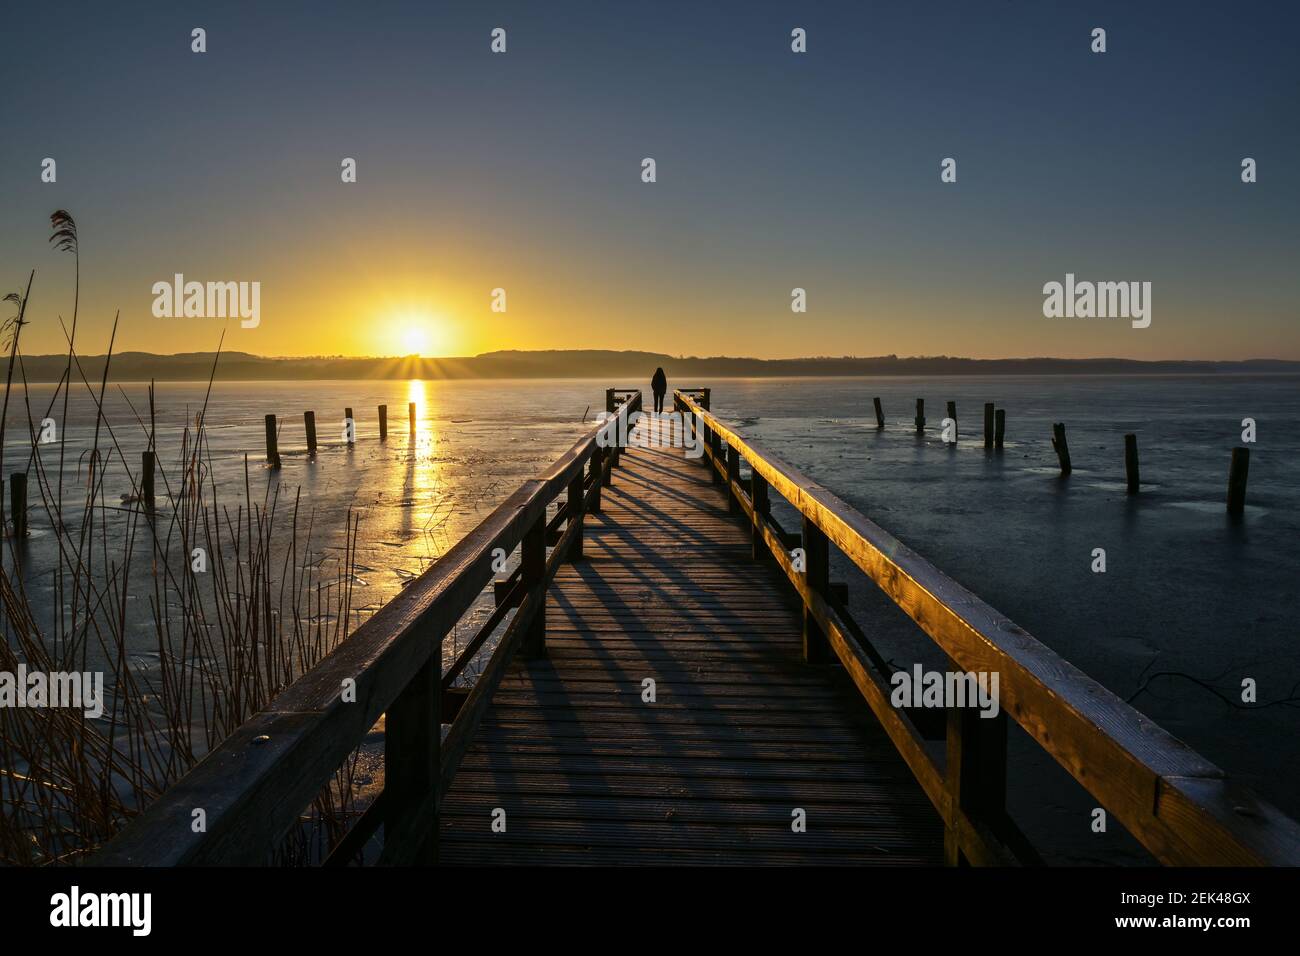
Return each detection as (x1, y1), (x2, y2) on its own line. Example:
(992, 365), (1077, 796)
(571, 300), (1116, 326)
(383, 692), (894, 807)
(944, 674), (1008, 866)
(1051, 423), (1072, 475)
(589, 446), (604, 512)
(385, 656), (440, 864)
(568, 471), (585, 559)
(873, 397), (885, 429)
(378, 404), (388, 441)
(994, 409), (1005, 449)
(801, 517), (830, 664)
(751, 470), (770, 560)
(1227, 447), (1250, 515)
(726, 443), (740, 513)
(304, 411), (317, 455)
(408, 401), (416, 434)
(699, 388), (711, 411)
(945, 401), (957, 444)
(914, 399), (925, 434)
(141, 450), (155, 507)
(984, 403), (995, 448)
(345, 407), (355, 445)
(1124, 434), (1140, 494)
(264, 414), (281, 467)
(9, 472), (26, 538)
(520, 514), (547, 658)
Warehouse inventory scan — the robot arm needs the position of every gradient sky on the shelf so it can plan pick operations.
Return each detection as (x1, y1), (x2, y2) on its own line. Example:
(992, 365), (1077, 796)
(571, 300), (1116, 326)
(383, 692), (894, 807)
(2, 1), (1297, 360)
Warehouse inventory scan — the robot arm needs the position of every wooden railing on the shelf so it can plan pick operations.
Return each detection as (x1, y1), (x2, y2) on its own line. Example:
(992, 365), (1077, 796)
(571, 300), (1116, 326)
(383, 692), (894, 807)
(94, 388), (643, 866)
(672, 387), (1300, 866)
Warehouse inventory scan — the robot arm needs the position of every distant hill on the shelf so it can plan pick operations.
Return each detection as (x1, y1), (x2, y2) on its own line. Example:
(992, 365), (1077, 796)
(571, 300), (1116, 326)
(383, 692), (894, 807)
(5, 349), (1300, 383)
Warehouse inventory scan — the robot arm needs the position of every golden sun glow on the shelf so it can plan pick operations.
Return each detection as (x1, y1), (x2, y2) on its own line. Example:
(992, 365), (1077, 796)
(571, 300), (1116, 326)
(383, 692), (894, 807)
(398, 323), (430, 356)
(383, 309), (455, 356)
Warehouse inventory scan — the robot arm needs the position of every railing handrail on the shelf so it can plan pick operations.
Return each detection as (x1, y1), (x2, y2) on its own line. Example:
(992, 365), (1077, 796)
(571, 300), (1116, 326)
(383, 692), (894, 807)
(94, 390), (642, 866)
(673, 388), (1300, 866)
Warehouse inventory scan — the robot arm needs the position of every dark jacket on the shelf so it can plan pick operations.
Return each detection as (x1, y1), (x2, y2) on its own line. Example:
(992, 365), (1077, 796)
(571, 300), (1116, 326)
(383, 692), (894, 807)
(651, 369), (667, 394)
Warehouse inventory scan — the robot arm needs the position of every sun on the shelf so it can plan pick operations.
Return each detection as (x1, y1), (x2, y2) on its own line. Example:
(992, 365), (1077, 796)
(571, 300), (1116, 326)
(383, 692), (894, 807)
(388, 311), (447, 356)
(399, 324), (429, 356)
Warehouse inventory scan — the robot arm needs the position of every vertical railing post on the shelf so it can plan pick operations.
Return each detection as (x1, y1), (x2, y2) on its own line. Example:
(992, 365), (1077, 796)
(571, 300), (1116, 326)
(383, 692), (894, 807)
(378, 404), (388, 441)
(386, 654), (441, 864)
(520, 513), (547, 658)
(589, 446), (604, 512)
(408, 401), (417, 435)
(943, 680), (1008, 866)
(345, 407), (355, 445)
(568, 471), (585, 560)
(751, 470), (769, 560)
(602, 412), (616, 487)
(726, 444), (740, 513)
(801, 516), (830, 664)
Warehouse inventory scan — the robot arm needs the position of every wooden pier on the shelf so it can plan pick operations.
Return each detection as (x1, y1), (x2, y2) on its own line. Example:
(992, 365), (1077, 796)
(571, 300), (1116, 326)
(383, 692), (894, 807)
(439, 434), (940, 864)
(96, 388), (1300, 867)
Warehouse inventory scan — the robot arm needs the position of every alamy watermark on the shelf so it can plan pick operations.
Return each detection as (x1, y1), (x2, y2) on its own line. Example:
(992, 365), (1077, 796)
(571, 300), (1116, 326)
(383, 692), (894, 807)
(152, 273), (260, 328)
(1042, 273), (1150, 328)
(889, 664), (1000, 718)
(0, 665), (104, 718)
(50, 886), (151, 936)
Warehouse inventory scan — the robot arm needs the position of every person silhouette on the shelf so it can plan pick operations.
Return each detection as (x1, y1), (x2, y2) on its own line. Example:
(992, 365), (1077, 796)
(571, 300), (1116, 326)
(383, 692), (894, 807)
(650, 367), (667, 414)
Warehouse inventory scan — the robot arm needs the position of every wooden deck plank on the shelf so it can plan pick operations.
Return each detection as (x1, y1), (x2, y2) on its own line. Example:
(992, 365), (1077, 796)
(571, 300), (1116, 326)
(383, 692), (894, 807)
(440, 442), (943, 865)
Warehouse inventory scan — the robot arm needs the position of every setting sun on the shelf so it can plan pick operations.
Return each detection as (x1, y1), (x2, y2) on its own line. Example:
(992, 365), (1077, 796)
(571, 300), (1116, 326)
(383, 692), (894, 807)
(386, 311), (454, 356)
(399, 324), (429, 356)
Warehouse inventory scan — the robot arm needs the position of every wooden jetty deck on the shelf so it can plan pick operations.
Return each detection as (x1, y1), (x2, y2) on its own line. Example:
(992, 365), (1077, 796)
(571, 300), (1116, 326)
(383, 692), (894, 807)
(97, 387), (1300, 868)
(439, 441), (942, 864)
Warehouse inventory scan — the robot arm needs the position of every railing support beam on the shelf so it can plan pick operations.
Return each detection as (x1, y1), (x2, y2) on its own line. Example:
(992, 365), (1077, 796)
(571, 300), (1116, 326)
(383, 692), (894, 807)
(385, 655), (441, 864)
(751, 471), (770, 561)
(568, 472), (585, 560)
(801, 516), (830, 665)
(726, 444), (740, 514)
(520, 514), (547, 658)
(944, 685), (1008, 866)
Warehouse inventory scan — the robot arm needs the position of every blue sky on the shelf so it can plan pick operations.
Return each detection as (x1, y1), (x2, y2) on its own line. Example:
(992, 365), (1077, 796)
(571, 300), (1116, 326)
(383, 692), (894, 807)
(2, 1), (1296, 359)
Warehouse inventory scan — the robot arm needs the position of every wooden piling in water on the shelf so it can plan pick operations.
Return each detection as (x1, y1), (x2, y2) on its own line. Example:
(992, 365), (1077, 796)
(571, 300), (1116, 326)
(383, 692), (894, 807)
(142, 450), (155, 506)
(379, 404), (388, 441)
(408, 402), (416, 433)
(873, 397), (884, 429)
(984, 403), (995, 448)
(345, 407), (354, 445)
(945, 401), (957, 444)
(1124, 434), (1140, 494)
(994, 409), (1005, 449)
(265, 414), (281, 467)
(914, 399), (925, 434)
(1227, 447), (1250, 515)
(304, 411), (317, 455)
(1051, 423), (1072, 475)
(9, 472), (26, 538)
